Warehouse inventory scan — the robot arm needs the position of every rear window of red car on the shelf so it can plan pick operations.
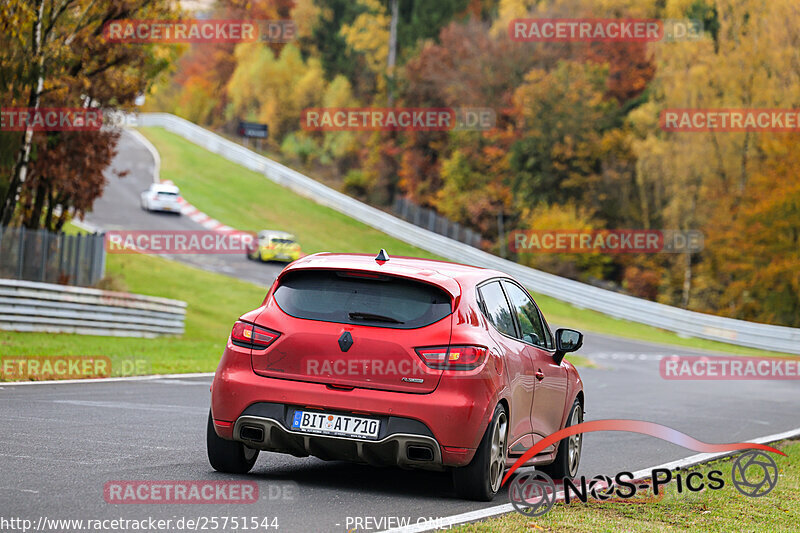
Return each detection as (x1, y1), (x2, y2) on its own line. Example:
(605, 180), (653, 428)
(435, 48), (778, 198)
(273, 269), (452, 329)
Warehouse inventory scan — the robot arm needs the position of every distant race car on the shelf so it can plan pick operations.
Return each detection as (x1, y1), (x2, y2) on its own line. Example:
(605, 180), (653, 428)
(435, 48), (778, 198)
(246, 230), (302, 263)
(140, 183), (182, 214)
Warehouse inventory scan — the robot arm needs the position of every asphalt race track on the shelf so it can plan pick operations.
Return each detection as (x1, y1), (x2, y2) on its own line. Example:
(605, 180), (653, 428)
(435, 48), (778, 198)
(2, 334), (798, 532)
(2, 130), (798, 532)
(84, 129), (285, 288)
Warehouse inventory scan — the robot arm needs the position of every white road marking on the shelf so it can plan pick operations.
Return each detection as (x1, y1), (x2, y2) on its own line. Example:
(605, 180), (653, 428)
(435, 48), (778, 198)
(148, 379), (212, 385)
(588, 352), (668, 361)
(126, 128), (161, 183)
(52, 400), (206, 414)
(380, 425), (800, 533)
(0, 372), (213, 386)
(0, 487), (39, 494)
(0, 453), (98, 466)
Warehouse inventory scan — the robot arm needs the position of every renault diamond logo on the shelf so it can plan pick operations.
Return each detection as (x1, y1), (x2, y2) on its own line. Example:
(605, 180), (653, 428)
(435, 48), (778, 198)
(338, 331), (354, 352)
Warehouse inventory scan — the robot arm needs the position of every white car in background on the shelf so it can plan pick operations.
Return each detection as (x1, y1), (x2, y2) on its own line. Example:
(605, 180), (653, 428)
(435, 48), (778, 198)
(140, 183), (182, 214)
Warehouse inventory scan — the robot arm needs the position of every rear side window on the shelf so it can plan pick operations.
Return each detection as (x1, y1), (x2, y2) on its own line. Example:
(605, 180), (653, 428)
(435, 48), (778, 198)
(478, 281), (517, 337)
(273, 270), (452, 329)
(502, 281), (548, 348)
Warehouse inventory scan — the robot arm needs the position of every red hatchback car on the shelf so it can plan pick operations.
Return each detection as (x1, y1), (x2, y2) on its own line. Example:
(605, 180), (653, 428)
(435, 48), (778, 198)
(208, 251), (585, 500)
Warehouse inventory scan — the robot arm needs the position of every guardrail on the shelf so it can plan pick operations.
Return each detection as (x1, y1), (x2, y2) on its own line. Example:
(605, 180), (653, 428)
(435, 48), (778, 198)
(135, 113), (800, 354)
(0, 279), (186, 337)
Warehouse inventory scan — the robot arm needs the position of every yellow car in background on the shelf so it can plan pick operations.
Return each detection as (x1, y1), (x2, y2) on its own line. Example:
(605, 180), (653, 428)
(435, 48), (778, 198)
(246, 230), (302, 263)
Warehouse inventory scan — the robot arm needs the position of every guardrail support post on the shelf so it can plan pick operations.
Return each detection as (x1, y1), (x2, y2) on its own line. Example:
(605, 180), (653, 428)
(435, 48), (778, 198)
(40, 230), (48, 282)
(17, 226), (25, 280)
(73, 234), (82, 286)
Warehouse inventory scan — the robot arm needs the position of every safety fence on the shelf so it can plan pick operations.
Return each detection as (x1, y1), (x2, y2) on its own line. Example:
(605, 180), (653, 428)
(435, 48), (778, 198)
(0, 226), (105, 287)
(393, 197), (482, 249)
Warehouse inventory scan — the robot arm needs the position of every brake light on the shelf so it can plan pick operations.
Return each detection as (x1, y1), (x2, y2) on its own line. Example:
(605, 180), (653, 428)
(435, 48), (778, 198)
(415, 345), (487, 370)
(230, 320), (280, 349)
(339, 271), (384, 279)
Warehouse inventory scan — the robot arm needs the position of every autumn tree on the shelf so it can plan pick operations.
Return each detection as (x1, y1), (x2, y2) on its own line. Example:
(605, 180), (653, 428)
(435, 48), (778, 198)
(19, 130), (126, 231)
(0, 0), (177, 227)
(712, 134), (800, 326)
(510, 60), (618, 209)
(147, 0), (294, 128)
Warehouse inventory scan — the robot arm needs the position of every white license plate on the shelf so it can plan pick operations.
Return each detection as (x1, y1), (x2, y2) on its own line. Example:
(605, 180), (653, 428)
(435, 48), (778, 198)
(291, 410), (380, 440)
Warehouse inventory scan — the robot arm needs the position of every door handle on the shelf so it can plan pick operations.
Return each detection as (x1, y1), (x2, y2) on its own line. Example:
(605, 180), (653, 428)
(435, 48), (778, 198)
(535, 369), (545, 381)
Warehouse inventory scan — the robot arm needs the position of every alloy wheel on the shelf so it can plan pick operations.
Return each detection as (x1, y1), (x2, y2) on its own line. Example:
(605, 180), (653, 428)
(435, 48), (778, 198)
(489, 411), (508, 493)
(567, 405), (583, 477)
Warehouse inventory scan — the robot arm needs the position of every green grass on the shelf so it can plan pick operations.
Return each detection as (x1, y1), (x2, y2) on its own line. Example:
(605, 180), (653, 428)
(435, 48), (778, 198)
(454, 440), (800, 533)
(139, 127), (439, 258)
(0, 252), (264, 379)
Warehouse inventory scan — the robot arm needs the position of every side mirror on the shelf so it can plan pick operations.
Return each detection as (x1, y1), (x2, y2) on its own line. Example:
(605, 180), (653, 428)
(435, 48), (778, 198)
(554, 328), (583, 365)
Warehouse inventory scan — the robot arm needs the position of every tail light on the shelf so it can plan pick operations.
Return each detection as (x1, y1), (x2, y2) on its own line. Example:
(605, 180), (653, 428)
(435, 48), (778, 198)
(415, 345), (487, 370)
(230, 320), (280, 349)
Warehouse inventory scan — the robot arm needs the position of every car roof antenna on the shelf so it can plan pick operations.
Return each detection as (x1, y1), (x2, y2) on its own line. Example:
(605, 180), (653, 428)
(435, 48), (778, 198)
(375, 249), (390, 263)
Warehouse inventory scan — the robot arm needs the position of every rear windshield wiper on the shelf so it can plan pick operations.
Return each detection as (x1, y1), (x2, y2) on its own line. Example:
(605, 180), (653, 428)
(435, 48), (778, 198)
(348, 311), (404, 324)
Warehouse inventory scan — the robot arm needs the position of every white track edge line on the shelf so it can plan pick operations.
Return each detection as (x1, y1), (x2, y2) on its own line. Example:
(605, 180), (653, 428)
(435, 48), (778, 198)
(0, 372), (214, 386)
(126, 128), (161, 183)
(381, 425), (800, 533)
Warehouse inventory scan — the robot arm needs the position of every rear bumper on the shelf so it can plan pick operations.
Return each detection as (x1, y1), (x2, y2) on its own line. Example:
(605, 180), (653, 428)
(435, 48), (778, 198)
(148, 200), (181, 212)
(229, 402), (445, 470)
(259, 248), (300, 262)
(210, 343), (502, 468)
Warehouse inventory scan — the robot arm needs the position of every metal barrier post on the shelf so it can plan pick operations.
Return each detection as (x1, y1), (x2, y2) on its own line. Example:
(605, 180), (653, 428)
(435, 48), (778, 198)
(39, 230), (48, 282)
(72, 234), (82, 286)
(16, 226), (25, 279)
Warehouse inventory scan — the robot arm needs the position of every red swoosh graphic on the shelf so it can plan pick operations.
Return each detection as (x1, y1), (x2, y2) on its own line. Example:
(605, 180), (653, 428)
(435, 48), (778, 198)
(501, 419), (785, 486)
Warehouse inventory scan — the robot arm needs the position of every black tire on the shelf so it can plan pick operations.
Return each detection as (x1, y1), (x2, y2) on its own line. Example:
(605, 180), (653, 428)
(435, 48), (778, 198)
(207, 412), (259, 474)
(540, 399), (583, 480)
(452, 404), (508, 501)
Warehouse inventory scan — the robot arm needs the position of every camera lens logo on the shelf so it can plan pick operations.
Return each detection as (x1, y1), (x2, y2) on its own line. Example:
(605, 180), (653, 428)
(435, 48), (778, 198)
(509, 471), (557, 516)
(731, 451), (778, 497)
(587, 474), (615, 499)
